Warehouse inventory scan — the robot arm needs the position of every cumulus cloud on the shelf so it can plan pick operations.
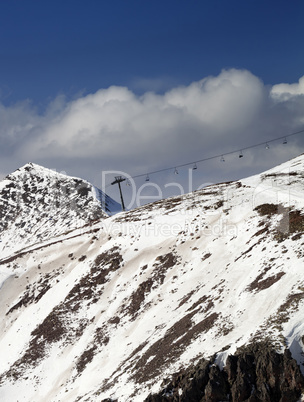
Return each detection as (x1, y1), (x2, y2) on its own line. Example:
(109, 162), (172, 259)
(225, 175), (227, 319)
(0, 68), (304, 204)
(271, 76), (304, 100)
(164, 69), (266, 130)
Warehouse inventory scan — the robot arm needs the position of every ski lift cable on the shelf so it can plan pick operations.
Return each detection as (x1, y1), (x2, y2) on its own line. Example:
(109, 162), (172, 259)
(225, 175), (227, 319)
(102, 128), (304, 187)
(129, 128), (304, 180)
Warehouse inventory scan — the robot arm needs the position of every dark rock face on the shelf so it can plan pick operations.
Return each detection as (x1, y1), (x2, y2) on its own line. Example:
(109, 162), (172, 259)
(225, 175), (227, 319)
(145, 343), (304, 402)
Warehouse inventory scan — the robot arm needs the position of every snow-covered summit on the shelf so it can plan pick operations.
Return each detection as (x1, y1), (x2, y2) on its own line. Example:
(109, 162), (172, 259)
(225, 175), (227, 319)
(0, 155), (304, 401)
(0, 162), (120, 258)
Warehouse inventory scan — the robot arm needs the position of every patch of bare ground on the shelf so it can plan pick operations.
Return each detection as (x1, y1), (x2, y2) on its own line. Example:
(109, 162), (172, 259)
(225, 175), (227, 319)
(31, 309), (67, 343)
(131, 311), (219, 383)
(234, 239), (264, 262)
(178, 282), (223, 313)
(253, 224), (269, 238)
(97, 341), (149, 395)
(292, 233), (303, 241)
(6, 268), (62, 315)
(123, 253), (178, 320)
(255, 204), (304, 242)
(74, 323), (113, 378)
(214, 200), (224, 209)
(266, 291), (304, 332)
(76, 346), (97, 374)
(162, 196), (183, 212)
(177, 289), (197, 309)
(255, 203), (285, 217)
(247, 267), (286, 292)
(124, 278), (154, 319)
(263, 172), (300, 178)
(63, 246), (123, 310)
(202, 252), (211, 261)
(216, 316), (234, 337)
(152, 252), (178, 284)
(93, 326), (110, 346)
(274, 210), (304, 242)
(187, 295), (214, 313)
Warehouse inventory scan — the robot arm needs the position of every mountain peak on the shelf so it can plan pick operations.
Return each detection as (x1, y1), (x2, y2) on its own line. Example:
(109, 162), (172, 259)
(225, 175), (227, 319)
(0, 163), (120, 258)
(7, 162), (82, 181)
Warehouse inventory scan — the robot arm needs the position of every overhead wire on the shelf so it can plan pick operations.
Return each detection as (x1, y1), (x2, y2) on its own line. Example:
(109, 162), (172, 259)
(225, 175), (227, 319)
(104, 128), (304, 187)
(130, 128), (304, 180)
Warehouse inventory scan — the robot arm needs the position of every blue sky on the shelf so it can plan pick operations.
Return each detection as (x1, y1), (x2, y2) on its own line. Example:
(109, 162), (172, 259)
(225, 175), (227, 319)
(1, 0), (303, 104)
(0, 0), (304, 206)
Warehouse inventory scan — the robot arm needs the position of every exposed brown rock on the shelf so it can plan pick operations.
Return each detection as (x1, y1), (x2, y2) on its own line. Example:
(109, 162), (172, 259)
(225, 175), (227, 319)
(145, 342), (304, 402)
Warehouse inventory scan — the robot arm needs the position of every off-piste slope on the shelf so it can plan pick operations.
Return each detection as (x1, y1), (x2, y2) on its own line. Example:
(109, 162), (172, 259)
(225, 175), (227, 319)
(0, 163), (120, 259)
(0, 155), (304, 401)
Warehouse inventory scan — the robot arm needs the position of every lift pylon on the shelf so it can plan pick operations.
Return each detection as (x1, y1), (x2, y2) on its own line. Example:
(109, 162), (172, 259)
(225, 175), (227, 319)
(111, 176), (126, 211)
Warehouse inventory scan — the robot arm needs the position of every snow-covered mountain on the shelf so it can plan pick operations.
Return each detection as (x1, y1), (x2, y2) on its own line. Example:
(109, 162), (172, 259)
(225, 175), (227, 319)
(0, 155), (304, 401)
(0, 163), (120, 258)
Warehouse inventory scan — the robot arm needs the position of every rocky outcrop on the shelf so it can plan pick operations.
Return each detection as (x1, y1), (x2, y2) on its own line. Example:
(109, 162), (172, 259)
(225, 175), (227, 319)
(145, 342), (304, 402)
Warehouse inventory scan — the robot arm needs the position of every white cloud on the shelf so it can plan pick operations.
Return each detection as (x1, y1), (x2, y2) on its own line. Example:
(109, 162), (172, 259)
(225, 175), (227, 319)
(18, 69), (268, 159)
(270, 76), (304, 101)
(0, 100), (38, 146)
(164, 69), (266, 130)
(0, 69), (304, 202)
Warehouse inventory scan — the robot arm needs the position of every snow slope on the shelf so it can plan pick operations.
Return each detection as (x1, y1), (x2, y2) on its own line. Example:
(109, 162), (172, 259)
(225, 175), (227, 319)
(0, 155), (304, 401)
(0, 163), (120, 259)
